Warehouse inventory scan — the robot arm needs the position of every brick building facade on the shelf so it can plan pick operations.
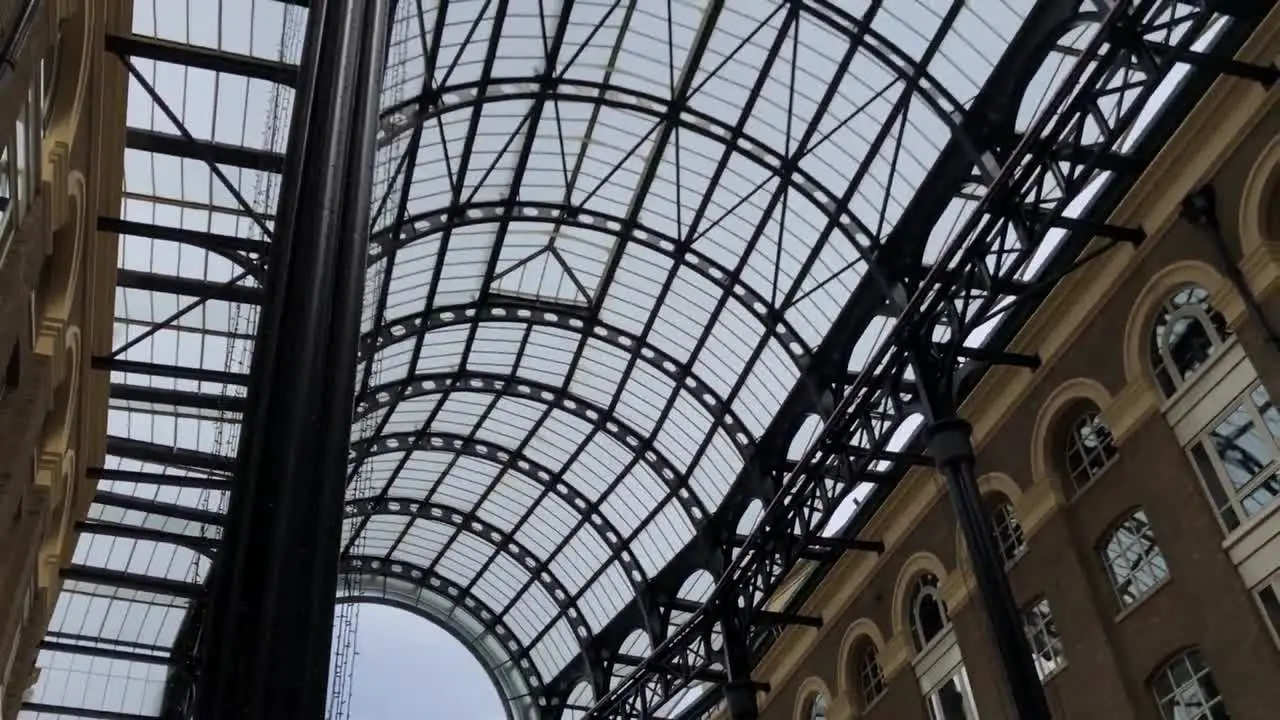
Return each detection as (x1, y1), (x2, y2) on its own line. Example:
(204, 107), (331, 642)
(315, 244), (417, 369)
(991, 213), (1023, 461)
(0, 1), (118, 716)
(748, 11), (1280, 720)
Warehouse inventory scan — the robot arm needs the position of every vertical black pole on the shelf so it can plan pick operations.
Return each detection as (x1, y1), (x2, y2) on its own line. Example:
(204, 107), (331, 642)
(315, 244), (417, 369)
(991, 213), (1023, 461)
(913, 329), (1052, 720)
(721, 612), (760, 720)
(191, 0), (389, 717)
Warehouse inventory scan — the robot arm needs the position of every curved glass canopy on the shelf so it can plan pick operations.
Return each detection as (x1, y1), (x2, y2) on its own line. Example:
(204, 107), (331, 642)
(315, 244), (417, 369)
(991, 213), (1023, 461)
(23, 0), (1261, 718)
(346, 0), (1031, 698)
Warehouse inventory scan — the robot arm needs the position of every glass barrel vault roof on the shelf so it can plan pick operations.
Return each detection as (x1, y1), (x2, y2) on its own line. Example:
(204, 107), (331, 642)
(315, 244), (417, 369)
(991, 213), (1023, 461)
(18, 0), (1261, 718)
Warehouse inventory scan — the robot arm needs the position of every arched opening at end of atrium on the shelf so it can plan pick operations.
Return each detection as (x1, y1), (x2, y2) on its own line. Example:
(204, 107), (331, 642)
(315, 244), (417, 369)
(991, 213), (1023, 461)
(329, 602), (509, 720)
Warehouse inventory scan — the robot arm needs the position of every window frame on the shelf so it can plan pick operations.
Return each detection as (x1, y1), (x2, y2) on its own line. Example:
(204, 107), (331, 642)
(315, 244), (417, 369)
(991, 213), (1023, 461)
(1099, 509), (1170, 610)
(924, 665), (979, 720)
(1149, 284), (1232, 400)
(1255, 570), (1280, 648)
(908, 573), (949, 652)
(1064, 410), (1118, 492)
(1021, 596), (1065, 681)
(854, 641), (887, 709)
(989, 497), (1026, 566)
(1150, 648), (1228, 720)
(1187, 380), (1280, 533)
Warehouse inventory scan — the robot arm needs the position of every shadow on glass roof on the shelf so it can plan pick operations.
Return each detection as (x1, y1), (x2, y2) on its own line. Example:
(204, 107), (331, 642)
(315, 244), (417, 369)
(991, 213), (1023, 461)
(18, 0), (1263, 718)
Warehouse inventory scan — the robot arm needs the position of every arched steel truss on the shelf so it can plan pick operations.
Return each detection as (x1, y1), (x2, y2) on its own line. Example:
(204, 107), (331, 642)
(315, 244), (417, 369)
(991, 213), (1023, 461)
(30, 0), (1277, 719)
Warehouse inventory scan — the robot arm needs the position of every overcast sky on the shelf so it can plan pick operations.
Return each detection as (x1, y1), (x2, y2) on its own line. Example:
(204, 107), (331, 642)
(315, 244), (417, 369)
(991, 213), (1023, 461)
(343, 605), (505, 720)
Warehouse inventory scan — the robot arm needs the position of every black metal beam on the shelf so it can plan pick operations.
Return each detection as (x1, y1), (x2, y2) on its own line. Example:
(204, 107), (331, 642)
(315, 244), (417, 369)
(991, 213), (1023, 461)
(62, 565), (203, 599)
(21, 704), (154, 720)
(94, 355), (251, 387)
(190, 0), (390, 717)
(106, 436), (236, 474)
(78, 520), (217, 555)
(39, 640), (171, 666)
(45, 630), (171, 656)
(87, 466), (231, 490)
(115, 268), (264, 305)
(109, 382), (246, 414)
(93, 490), (225, 526)
(125, 128), (287, 173)
(101, 215), (270, 259)
(105, 33), (300, 86)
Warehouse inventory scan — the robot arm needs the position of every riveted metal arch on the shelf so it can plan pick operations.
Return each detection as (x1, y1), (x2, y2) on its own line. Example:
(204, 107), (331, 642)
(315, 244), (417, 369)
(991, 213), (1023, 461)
(349, 430), (649, 590)
(356, 372), (712, 524)
(361, 301), (760, 456)
(367, 201), (814, 365)
(337, 556), (546, 699)
(533, 530), (735, 695)
(345, 498), (594, 645)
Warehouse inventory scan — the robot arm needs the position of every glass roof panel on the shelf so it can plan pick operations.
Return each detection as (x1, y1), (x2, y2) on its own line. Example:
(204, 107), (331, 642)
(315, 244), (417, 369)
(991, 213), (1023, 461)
(352, 0), (1044, 684)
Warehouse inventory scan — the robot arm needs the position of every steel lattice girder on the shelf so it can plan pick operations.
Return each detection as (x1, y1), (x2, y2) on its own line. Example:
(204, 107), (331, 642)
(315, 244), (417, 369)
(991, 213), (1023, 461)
(584, 1), (1271, 718)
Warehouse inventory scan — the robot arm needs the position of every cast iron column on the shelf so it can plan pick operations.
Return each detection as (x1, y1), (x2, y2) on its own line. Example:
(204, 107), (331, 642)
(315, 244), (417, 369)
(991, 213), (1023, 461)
(721, 609), (760, 720)
(191, 0), (389, 717)
(911, 328), (1053, 720)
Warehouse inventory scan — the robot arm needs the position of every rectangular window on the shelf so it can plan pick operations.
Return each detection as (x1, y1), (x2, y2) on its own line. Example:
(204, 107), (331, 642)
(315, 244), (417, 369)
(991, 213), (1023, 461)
(1258, 572), (1280, 646)
(1188, 382), (1280, 531)
(925, 666), (979, 720)
(1022, 597), (1066, 680)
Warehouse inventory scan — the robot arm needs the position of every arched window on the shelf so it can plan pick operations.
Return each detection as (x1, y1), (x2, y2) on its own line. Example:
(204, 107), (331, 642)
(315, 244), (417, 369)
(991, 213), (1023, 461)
(1100, 509), (1169, 608)
(909, 573), (949, 651)
(1150, 284), (1231, 398)
(806, 693), (828, 720)
(854, 641), (887, 708)
(989, 496), (1026, 564)
(1065, 410), (1118, 490)
(1151, 648), (1229, 720)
